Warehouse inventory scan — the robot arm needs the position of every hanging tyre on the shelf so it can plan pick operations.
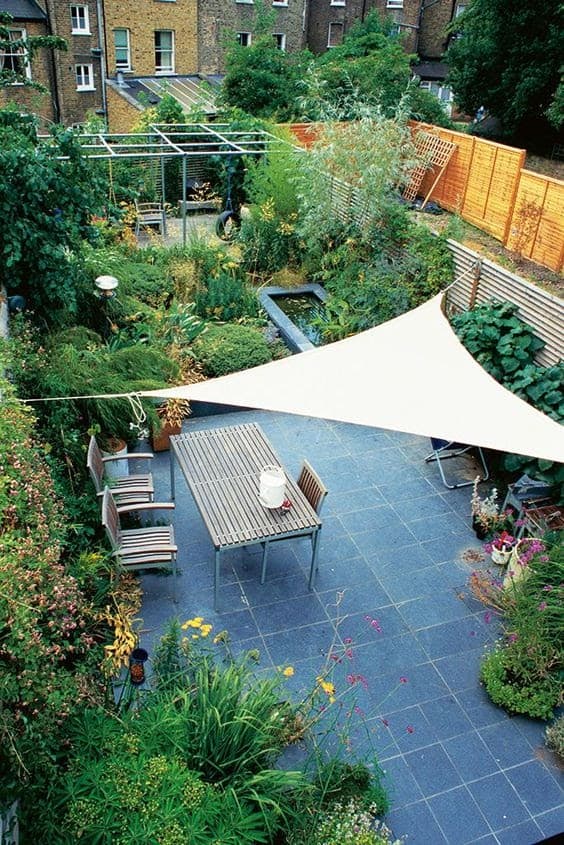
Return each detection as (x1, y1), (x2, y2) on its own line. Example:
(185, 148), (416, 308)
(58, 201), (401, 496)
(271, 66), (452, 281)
(215, 209), (240, 241)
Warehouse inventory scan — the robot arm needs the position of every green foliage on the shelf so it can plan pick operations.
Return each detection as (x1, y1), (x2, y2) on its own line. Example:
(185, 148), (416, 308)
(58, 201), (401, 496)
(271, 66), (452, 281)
(479, 539), (563, 720)
(446, 0), (564, 144)
(194, 270), (259, 321)
(0, 376), (108, 804)
(193, 324), (272, 377)
(451, 300), (564, 495)
(0, 110), (107, 319)
(545, 715), (564, 760)
(293, 799), (400, 845)
(480, 647), (561, 720)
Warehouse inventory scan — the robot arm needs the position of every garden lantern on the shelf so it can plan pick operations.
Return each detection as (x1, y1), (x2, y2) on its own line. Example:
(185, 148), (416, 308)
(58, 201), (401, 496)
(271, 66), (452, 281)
(129, 647), (148, 685)
(95, 275), (119, 299)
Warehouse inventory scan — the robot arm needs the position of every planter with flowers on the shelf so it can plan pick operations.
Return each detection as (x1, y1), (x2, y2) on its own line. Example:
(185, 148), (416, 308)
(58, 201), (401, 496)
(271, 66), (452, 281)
(485, 530), (516, 566)
(151, 399), (191, 451)
(503, 537), (546, 590)
(471, 478), (513, 540)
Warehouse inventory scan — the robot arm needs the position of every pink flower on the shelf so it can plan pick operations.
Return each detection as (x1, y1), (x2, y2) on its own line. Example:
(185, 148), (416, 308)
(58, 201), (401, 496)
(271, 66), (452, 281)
(399, 676), (408, 684)
(406, 725), (415, 734)
(542, 585), (553, 592)
(343, 637), (353, 644)
(538, 601), (547, 611)
(484, 612), (492, 624)
(381, 718), (390, 727)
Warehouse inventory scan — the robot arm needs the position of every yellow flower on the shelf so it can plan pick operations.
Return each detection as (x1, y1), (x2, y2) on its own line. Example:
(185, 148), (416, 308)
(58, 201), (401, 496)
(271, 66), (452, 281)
(316, 676), (335, 696)
(192, 634), (199, 640)
(200, 624), (213, 637)
(329, 695), (336, 704)
(181, 617), (204, 630)
(282, 666), (295, 677)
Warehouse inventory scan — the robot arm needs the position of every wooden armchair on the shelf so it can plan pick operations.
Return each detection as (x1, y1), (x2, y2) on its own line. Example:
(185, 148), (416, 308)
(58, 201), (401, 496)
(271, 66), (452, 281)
(101, 487), (178, 595)
(134, 200), (167, 237)
(87, 435), (154, 508)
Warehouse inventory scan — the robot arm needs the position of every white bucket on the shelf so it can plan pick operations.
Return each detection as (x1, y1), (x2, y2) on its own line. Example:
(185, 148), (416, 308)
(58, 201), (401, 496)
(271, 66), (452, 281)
(259, 465), (286, 508)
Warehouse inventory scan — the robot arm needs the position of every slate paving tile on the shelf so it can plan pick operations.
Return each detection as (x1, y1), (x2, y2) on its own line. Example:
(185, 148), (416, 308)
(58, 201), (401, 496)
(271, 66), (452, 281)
(295, 532), (360, 566)
(353, 523), (418, 555)
(312, 555), (382, 592)
(455, 686), (510, 729)
(336, 605), (411, 642)
(351, 633), (428, 676)
(339, 504), (399, 534)
(505, 761), (564, 816)
(407, 512), (469, 542)
(386, 799), (449, 844)
(379, 704), (437, 753)
(380, 757), (424, 808)
(208, 607), (259, 641)
(419, 694), (474, 741)
(536, 806), (564, 839)
(324, 485), (386, 513)
(403, 742), (463, 795)
(391, 493), (456, 522)
(494, 818), (545, 845)
(251, 593), (329, 635)
(434, 648), (489, 692)
(427, 786), (491, 844)
(371, 542), (436, 574)
(263, 620), (338, 666)
(241, 573), (311, 608)
(379, 477), (437, 503)
(422, 533), (482, 564)
(479, 721), (536, 769)
(467, 773), (531, 831)
(442, 730), (501, 783)
(399, 590), (472, 629)
(415, 615), (491, 660)
(376, 561), (441, 602)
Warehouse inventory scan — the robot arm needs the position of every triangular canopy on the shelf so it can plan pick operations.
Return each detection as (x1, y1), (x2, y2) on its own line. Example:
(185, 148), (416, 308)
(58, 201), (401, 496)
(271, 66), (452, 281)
(144, 293), (564, 464)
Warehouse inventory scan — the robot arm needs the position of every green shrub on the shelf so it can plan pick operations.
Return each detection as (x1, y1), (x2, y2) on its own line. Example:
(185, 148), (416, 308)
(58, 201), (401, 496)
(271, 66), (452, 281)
(545, 715), (564, 760)
(480, 647), (560, 720)
(239, 210), (302, 275)
(193, 324), (272, 377)
(293, 798), (401, 845)
(194, 270), (259, 321)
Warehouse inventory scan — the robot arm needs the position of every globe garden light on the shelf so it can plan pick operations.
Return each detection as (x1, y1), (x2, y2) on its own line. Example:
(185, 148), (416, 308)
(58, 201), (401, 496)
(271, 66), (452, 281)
(95, 275), (119, 299)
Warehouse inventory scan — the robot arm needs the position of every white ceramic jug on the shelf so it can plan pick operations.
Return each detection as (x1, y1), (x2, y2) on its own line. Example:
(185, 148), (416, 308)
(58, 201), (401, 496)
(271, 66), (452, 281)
(259, 465), (286, 508)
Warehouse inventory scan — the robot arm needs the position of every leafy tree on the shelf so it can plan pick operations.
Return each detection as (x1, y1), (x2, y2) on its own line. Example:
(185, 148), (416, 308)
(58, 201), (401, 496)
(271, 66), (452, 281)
(220, 1), (310, 120)
(300, 11), (452, 126)
(0, 109), (107, 320)
(0, 11), (66, 89)
(446, 0), (564, 145)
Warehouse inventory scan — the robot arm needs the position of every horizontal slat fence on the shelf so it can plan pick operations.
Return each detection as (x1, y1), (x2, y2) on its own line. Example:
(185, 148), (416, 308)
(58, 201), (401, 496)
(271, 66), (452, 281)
(445, 240), (564, 367)
(287, 122), (564, 273)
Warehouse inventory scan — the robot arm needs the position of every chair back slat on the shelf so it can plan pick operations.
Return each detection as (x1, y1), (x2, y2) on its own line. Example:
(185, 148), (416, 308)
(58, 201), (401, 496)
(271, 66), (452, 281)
(101, 488), (121, 549)
(297, 460), (328, 515)
(87, 436), (105, 493)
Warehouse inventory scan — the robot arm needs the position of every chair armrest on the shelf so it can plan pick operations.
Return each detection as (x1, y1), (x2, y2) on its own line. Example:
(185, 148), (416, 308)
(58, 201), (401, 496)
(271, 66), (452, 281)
(102, 452), (154, 463)
(112, 544), (178, 556)
(116, 501), (175, 514)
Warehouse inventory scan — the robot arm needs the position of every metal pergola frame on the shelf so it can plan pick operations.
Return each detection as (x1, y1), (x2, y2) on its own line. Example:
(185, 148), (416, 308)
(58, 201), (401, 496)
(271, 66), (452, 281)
(41, 123), (303, 245)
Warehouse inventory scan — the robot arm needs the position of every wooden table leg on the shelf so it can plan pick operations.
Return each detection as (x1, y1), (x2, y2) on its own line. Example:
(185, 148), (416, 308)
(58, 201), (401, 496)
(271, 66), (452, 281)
(214, 548), (221, 611)
(308, 527), (322, 590)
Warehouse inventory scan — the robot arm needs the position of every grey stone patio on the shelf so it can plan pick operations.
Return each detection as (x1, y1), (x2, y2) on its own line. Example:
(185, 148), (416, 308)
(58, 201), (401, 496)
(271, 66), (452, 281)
(138, 409), (563, 845)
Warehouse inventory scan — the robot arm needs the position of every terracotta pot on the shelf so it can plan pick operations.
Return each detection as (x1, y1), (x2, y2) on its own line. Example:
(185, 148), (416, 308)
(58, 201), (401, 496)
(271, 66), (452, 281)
(151, 423), (181, 452)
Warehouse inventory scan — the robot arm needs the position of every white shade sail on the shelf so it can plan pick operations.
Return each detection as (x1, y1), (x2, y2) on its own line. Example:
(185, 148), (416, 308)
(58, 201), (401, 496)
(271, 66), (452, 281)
(143, 293), (564, 464)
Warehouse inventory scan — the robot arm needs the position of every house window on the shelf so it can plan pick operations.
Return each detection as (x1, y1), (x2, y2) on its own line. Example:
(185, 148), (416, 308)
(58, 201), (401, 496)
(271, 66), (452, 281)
(235, 1), (254, 4)
(272, 1), (288, 6)
(75, 63), (94, 90)
(387, 1), (404, 8)
(114, 29), (131, 70)
(273, 33), (286, 50)
(236, 32), (252, 46)
(71, 5), (90, 34)
(420, 80), (453, 115)
(0, 29), (31, 81)
(455, 4), (466, 16)
(327, 22), (343, 48)
(331, 1), (346, 6)
(155, 30), (174, 73)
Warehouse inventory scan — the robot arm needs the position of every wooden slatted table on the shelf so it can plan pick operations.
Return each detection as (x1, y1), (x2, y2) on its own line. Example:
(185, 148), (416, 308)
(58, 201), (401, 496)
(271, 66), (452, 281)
(170, 423), (322, 610)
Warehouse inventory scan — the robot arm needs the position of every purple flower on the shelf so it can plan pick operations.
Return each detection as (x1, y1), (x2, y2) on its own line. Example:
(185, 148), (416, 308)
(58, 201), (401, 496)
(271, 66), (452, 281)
(381, 718), (390, 727)
(484, 611), (492, 624)
(399, 676), (408, 684)
(343, 636), (353, 644)
(508, 632), (518, 643)
(538, 601), (547, 611)
(345, 648), (353, 659)
(370, 618), (382, 632)
(542, 585), (553, 592)
(406, 725), (415, 734)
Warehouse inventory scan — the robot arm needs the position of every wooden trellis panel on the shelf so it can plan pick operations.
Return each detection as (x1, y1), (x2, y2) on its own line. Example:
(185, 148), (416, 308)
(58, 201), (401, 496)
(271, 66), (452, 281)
(402, 131), (456, 204)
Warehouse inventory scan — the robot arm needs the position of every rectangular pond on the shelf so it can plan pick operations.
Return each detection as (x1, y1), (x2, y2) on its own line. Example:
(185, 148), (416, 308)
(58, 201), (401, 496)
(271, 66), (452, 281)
(258, 284), (328, 353)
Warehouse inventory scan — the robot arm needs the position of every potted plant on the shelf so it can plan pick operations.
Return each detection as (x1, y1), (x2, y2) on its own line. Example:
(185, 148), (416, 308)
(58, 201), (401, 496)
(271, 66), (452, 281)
(471, 478), (512, 540)
(485, 530), (516, 566)
(151, 399), (191, 451)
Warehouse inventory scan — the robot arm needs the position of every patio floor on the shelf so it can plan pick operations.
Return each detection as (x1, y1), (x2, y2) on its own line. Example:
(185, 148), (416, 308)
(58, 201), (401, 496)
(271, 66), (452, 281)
(138, 409), (563, 845)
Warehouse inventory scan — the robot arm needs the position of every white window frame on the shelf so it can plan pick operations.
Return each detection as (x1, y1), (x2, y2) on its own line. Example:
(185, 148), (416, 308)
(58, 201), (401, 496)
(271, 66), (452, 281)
(235, 1), (254, 4)
(420, 80), (453, 115)
(0, 28), (31, 82)
(327, 21), (343, 48)
(273, 32), (286, 50)
(114, 28), (131, 71)
(154, 30), (175, 74)
(272, 1), (288, 6)
(70, 5), (91, 35)
(236, 31), (252, 47)
(75, 63), (94, 91)
(331, 1), (346, 6)
(387, 1), (404, 8)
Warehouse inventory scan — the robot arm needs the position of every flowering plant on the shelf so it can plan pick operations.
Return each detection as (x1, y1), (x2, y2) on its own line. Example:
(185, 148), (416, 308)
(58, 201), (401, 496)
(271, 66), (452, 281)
(485, 530), (516, 553)
(471, 478), (513, 535)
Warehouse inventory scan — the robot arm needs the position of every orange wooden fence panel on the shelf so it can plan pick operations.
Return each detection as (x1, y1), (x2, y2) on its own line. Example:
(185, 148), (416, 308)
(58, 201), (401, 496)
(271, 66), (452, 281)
(506, 171), (564, 273)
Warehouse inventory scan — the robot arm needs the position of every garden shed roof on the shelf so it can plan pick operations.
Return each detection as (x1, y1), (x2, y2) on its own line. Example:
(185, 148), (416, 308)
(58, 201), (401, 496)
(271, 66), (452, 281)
(144, 293), (564, 464)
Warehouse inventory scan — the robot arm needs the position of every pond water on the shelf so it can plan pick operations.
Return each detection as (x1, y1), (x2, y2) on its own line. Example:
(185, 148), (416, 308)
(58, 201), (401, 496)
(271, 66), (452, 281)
(273, 293), (326, 346)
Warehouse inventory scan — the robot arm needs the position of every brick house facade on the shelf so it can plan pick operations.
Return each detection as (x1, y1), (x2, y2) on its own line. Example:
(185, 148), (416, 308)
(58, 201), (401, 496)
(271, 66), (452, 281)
(198, 0), (307, 75)
(0, 0), (58, 123)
